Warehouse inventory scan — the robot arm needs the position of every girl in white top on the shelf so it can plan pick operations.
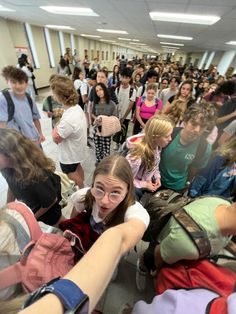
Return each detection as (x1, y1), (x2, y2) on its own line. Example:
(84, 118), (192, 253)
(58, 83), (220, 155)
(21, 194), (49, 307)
(51, 75), (87, 188)
(70, 154), (149, 242)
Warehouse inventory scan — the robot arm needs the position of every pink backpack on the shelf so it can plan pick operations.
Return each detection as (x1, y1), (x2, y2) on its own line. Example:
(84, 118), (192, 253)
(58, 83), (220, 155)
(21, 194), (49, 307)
(0, 202), (75, 293)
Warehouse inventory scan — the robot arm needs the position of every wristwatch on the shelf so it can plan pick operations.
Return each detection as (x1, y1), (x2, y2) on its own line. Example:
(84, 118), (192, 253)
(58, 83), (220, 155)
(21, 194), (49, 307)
(21, 277), (89, 314)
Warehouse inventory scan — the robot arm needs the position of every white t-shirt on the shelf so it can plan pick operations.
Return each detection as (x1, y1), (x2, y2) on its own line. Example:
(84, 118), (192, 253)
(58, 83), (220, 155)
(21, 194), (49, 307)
(116, 85), (136, 120)
(74, 79), (84, 91)
(71, 187), (150, 228)
(57, 105), (87, 164)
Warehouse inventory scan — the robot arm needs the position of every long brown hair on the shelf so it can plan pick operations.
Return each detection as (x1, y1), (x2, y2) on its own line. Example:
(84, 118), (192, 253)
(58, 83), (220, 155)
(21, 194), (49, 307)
(83, 155), (135, 226)
(0, 129), (55, 183)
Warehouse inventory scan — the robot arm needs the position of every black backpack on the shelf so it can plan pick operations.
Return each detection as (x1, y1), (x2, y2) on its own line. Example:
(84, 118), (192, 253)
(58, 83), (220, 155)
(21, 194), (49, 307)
(2, 89), (34, 122)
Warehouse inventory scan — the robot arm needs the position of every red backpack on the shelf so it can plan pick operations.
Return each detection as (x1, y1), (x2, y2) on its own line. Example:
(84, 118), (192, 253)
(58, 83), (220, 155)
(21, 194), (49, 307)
(156, 259), (236, 314)
(0, 202), (75, 293)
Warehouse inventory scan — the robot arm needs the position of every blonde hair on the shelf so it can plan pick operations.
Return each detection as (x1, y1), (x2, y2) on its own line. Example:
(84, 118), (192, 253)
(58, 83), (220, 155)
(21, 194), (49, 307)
(0, 129), (55, 183)
(50, 74), (78, 106)
(215, 136), (236, 164)
(129, 114), (173, 170)
(0, 294), (27, 314)
(146, 83), (158, 92)
(167, 99), (187, 125)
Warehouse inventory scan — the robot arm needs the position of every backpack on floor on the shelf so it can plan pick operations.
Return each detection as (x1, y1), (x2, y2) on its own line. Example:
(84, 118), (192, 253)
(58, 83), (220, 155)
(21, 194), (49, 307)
(0, 202), (75, 294)
(156, 259), (236, 314)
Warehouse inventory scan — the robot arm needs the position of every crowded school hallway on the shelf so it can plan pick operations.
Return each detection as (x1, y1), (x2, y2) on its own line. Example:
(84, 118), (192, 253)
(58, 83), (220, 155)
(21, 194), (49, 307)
(1, 1), (236, 314)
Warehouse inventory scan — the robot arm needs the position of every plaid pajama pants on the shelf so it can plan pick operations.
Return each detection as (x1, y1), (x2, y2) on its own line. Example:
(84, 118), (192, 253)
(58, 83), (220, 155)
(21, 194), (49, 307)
(93, 129), (111, 163)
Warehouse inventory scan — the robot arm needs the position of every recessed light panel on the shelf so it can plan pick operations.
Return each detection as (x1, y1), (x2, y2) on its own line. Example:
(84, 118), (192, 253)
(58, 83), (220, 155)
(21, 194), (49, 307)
(81, 34), (101, 38)
(46, 25), (75, 30)
(157, 34), (193, 40)
(160, 42), (184, 46)
(97, 29), (128, 34)
(226, 41), (236, 45)
(0, 5), (14, 11)
(150, 12), (220, 25)
(40, 6), (99, 16)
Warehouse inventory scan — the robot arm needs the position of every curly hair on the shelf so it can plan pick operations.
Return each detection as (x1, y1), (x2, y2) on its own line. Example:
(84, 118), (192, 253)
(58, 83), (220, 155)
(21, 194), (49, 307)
(2, 65), (28, 83)
(183, 102), (217, 129)
(129, 114), (174, 170)
(0, 129), (55, 183)
(83, 155), (135, 227)
(50, 75), (78, 106)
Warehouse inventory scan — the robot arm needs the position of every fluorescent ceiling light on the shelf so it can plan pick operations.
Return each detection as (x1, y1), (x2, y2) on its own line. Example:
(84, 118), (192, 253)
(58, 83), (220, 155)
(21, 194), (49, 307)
(118, 37), (131, 41)
(161, 46), (180, 49)
(97, 29), (128, 34)
(100, 39), (116, 43)
(81, 34), (101, 38)
(129, 42), (146, 46)
(46, 25), (75, 30)
(132, 39), (140, 42)
(40, 6), (98, 16)
(150, 12), (220, 25)
(160, 42), (184, 46)
(157, 34), (192, 40)
(226, 41), (236, 45)
(0, 5), (14, 11)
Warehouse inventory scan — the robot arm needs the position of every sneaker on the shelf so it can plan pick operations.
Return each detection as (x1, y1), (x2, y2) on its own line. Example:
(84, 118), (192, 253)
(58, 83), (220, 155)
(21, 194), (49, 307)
(136, 257), (147, 291)
(113, 143), (120, 151)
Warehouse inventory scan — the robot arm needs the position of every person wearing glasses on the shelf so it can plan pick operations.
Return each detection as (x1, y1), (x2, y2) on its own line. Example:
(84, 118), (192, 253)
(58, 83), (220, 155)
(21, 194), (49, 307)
(63, 154), (150, 260)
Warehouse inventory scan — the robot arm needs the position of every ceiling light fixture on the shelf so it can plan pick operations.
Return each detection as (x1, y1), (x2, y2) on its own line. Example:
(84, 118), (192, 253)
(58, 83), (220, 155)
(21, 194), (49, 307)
(81, 34), (101, 38)
(97, 29), (128, 34)
(40, 6), (99, 16)
(45, 25), (75, 30)
(161, 46), (180, 49)
(157, 34), (193, 40)
(160, 42), (184, 46)
(226, 41), (236, 45)
(118, 37), (131, 41)
(129, 42), (146, 46)
(100, 39), (116, 43)
(150, 12), (220, 25)
(0, 5), (14, 11)
(132, 39), (140, 42)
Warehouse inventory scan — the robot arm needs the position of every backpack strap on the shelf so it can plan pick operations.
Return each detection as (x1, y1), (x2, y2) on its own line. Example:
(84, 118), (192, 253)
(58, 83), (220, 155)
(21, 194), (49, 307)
(7, 202), (42, 241)
(2, 89), (15, 122)
(129, 87), (134, 99)
(141, 84), (145, 96)
(47, 95), (53, 112)
(173, 208), (211, 258)
(2, 90), (34, 122)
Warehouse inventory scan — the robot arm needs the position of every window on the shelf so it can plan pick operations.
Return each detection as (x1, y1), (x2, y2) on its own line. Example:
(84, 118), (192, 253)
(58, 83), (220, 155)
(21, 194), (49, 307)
(24, 23), (40, 68)
(102, 51), (104, 60)
(58, 31), (65, 55)
(112, 51), (115, 60)
(106, 51), (108, 60)
(44, 27), (55, 67)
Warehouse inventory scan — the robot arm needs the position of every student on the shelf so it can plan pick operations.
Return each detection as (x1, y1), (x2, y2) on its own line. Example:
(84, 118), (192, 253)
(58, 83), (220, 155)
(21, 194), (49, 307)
(114, 68), (137, 150)
(160, 103), (216, 192)
(126, 115), (173, 200)
(0, 66), (45, 145)
(42, 75), (64, 128)
(0, 129), (63, 226)
(218, 119), (236, 146)
(61, 155), (150, 258)
(51, 75), (87, 188)
(133, 83), (162, 134)
(108, 64), (120, 91)
(189, 136), (236, 199)
(162, 79), (194, 115)
(136, 69), (159, 99)
(91, 83), (118, 164)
